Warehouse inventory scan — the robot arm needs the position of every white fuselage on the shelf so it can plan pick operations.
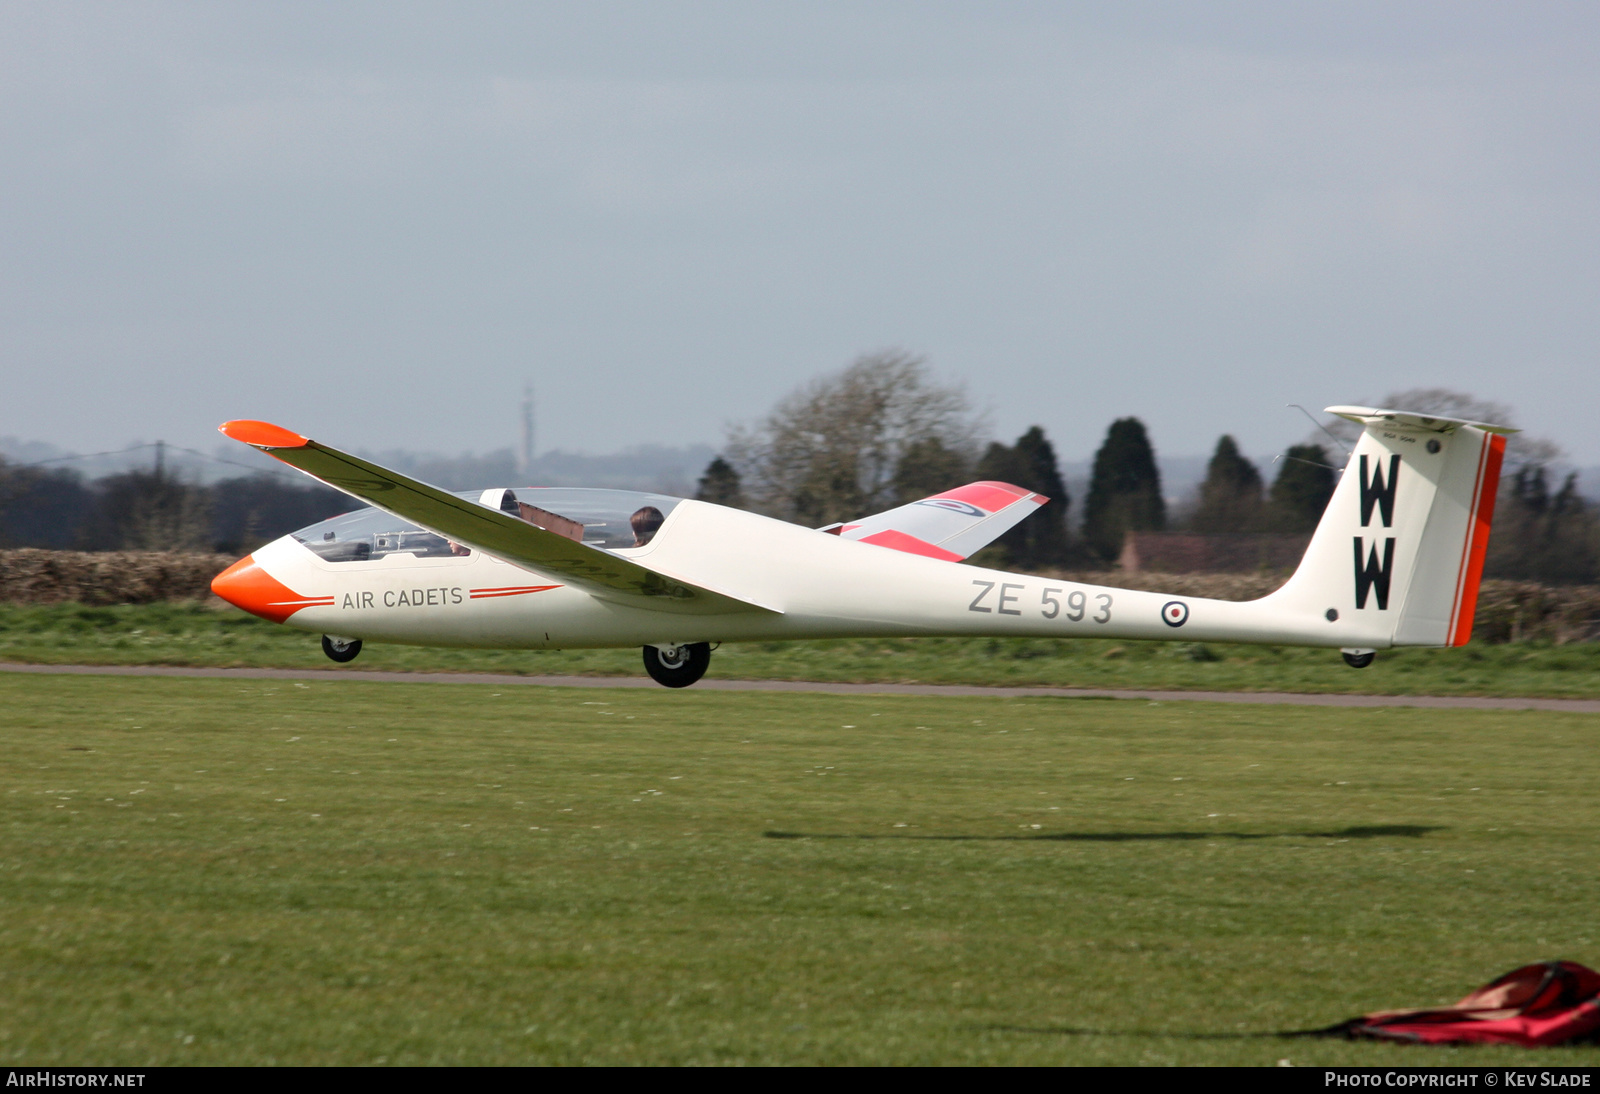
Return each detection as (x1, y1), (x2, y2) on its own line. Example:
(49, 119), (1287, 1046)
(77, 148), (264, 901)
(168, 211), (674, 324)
(246, 498), (1379, 652)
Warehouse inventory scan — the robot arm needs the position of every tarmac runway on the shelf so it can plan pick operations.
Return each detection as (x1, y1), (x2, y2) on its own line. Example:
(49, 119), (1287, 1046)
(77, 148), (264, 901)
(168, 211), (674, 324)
(5, 661), (1599, 712)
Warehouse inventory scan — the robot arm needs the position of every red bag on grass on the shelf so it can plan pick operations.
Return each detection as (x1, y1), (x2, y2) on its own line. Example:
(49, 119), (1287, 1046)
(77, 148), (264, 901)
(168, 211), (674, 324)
(1326, 961), (1600, 1046)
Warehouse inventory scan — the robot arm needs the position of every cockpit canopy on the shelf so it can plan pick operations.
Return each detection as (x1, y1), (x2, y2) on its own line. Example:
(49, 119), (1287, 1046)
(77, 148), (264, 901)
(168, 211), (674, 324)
(289, 488), (685, 564)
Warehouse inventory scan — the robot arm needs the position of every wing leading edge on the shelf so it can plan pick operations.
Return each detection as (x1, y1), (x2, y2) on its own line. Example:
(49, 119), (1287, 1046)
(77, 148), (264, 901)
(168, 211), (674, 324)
(218, 420), (778, 616)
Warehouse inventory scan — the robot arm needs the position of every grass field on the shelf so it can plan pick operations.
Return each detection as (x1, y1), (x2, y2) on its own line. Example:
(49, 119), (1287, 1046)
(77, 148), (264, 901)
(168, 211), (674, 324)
(4, 601), (1600, 699)
(2, 671), (1598, 1065)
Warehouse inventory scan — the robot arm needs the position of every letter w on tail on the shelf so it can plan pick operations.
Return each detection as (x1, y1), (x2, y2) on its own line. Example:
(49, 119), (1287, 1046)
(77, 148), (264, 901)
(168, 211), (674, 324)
(1359, 454), (1400, 527)
(1354, 537), (1396, 610)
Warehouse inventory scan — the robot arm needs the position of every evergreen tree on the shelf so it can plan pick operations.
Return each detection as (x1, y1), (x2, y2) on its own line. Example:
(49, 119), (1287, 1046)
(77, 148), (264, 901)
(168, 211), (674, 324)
(973, 441), (1030, 489)
(892, 437), (971, 504)
(970, 441), (1030, 568)
(694, 456), (745, 509)
(1267, 444), (1336, 532)
(1486, 466), (1600, 584)
(1082, 417), (1165, 563)
(1190, 434), (1264, 532)
(973, 427), (1070, 568)
(1014, 427), (1070, 561)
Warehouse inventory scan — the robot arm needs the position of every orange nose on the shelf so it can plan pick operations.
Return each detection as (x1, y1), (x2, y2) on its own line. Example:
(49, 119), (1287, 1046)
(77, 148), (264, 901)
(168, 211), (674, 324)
(211, 555), (331, 624)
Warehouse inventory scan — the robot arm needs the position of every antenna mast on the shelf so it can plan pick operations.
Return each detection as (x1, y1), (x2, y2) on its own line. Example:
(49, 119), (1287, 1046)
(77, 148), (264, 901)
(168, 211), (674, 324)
(519, 384), (535, 477)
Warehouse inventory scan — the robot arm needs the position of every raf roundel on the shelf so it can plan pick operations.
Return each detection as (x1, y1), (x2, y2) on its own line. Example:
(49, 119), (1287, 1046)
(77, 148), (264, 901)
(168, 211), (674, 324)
(1161, 601), (1190, 628)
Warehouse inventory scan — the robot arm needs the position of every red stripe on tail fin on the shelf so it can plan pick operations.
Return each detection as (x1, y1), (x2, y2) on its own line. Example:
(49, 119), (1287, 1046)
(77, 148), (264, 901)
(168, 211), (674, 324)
(1449, 433), (1506, 646)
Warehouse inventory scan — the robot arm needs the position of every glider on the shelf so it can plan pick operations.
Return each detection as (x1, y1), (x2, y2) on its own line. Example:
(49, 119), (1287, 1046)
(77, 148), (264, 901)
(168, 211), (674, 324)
(211, 407), (1512, 686)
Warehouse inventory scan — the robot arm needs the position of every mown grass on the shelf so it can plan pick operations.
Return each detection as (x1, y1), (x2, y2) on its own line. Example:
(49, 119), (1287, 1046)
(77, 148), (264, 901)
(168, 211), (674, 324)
(2, 672), (1598, 1065)
(3, 601), (1600, 698)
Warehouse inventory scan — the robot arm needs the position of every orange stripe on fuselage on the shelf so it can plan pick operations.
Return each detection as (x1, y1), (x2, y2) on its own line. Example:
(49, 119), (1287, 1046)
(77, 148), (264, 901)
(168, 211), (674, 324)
(468, 585), (562, 600)
(1448, 433), (1506, 646)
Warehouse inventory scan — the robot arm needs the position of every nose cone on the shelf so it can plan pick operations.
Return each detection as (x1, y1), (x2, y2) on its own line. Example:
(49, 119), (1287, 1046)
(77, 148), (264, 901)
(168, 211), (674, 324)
(212, 554), (330, 624)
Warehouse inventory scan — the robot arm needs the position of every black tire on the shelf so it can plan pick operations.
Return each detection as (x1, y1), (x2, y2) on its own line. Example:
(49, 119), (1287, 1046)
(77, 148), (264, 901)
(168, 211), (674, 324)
(1342, 650), (1375, 669)
(642, 643), (711, 688)
(322, 634), (363, 663)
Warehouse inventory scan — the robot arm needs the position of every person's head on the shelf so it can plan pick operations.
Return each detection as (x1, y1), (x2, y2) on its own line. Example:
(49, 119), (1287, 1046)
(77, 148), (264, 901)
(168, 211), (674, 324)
(630, 506), (665, 546)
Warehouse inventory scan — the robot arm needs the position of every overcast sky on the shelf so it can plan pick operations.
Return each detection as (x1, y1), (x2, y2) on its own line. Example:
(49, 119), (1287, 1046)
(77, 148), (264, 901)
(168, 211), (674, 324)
(4, 1), (1598, 468)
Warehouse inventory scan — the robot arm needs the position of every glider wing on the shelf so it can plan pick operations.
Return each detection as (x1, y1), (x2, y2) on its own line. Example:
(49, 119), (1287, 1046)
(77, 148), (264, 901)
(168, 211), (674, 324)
(218, 420), (778, 616)
(822, 481), (1049, 561)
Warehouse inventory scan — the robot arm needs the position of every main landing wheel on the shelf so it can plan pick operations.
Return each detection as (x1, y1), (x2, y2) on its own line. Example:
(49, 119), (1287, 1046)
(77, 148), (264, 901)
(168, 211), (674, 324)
(322, 634), (363, 663)
(642, 643), (711, 688)
(1341, 649), (1376, 669)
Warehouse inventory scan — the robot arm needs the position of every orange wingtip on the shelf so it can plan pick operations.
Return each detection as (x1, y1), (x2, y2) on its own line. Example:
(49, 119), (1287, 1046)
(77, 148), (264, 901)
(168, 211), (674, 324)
(218, 420), (311, 449)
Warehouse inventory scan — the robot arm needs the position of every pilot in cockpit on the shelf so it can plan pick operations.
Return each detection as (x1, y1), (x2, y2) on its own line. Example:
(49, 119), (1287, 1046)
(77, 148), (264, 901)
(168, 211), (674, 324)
(630, 506), (665, 547)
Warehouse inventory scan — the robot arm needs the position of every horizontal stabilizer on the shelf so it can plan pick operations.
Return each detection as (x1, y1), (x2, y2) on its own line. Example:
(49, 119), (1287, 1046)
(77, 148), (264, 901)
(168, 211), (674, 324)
(217, 420), (778, 616)
(826, 481), (1048, 561)
(1326, 406), (1520, 435)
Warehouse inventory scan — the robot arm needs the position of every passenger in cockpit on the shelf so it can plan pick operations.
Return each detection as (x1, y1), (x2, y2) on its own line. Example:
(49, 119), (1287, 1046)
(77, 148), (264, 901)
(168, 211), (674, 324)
(630, 506), (665, 547)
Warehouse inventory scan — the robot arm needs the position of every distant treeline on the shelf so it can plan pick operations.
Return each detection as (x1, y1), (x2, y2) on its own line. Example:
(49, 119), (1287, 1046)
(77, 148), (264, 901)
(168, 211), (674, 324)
(702, 354), (1600, 585)
(6, 361), (1599, 588)
(1168, 433), (1600, 586)
(0, 464), (350, 555)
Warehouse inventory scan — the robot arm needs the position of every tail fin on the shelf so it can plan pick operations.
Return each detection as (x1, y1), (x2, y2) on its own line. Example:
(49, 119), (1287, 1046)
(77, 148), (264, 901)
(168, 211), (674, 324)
(1268, 406), (1513, 648)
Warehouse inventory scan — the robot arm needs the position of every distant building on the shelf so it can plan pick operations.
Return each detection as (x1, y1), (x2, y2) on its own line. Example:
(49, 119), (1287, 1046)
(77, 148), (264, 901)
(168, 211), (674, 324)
(1119, 531), (1311, 574)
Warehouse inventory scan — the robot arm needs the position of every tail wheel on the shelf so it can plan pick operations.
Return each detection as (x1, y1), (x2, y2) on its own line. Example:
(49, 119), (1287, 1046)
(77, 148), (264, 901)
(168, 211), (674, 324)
(322, 634), (363, 663)
(1341, 649), (1376, 669)
(642, 643), (711, 688)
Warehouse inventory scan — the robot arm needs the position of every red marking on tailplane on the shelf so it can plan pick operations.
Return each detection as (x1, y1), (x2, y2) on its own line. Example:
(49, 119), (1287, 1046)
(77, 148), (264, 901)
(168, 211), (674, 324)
(857, 529), (964, 562)
(933, 481), (1039, 515)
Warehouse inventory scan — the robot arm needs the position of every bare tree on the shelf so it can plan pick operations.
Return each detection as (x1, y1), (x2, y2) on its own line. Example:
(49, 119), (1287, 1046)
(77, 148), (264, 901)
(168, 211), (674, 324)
(1318, 388), (1561, 470)
(727, 351), (983, 526)
(86, 469), (213, 551)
